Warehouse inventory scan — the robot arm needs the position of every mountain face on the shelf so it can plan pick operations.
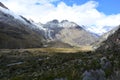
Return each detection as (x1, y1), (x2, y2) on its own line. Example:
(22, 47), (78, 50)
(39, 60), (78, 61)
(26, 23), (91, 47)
(0, 2), (98, 48)
(93, 25), (120, 51)
(0, 2), (45, 49)
(41, 20), (98, 47)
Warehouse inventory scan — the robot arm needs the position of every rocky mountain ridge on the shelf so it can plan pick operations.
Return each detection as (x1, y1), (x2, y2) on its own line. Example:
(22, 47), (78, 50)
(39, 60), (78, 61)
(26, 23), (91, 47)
(0, 2), (8, 9)
(93, 25), (120, 51)
(2, 2), (117, 49)
(40, 19), (98, 47)
(0, 2), (45, 49)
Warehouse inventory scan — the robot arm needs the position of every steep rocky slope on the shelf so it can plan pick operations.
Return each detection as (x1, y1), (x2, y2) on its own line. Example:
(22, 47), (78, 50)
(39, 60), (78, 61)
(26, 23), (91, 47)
(92, 25), (120, 80)
(0, 2), (8, 9)
(42, 20), (98, 47)
(0, 2), (44, 49)
(93, 25), (120, 51)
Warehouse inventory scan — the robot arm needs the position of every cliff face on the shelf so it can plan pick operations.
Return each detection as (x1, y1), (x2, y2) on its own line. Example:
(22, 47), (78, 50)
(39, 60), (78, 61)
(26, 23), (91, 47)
(93, 25), (120, 51)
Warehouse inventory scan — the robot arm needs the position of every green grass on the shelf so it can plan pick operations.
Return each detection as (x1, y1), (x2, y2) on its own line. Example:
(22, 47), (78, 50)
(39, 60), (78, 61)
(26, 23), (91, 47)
(0, 49), (119, 80)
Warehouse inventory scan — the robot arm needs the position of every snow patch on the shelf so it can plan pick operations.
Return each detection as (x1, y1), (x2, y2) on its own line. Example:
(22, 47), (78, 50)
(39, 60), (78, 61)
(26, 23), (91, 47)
(60, 21), (78, 28)
(83, 25), (116, 36)
(0, 7), (27, 23)
(0, 6), (46, 31)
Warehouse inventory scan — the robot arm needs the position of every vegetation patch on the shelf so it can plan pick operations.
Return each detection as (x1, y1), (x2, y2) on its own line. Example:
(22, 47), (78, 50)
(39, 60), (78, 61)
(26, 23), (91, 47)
(0, 49), (119, 80)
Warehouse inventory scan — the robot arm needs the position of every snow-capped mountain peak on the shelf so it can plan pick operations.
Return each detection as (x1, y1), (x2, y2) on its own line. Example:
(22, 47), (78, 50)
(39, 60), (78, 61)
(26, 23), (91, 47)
(82, 25), (116, 36)
(0, 5), (28, 24)
(0, 2), (46, 31)
(59, 20), (80, 28)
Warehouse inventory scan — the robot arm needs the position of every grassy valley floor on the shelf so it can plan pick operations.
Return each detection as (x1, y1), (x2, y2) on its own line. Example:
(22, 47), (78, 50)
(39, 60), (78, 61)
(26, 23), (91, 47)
(0, 48), (119, 80)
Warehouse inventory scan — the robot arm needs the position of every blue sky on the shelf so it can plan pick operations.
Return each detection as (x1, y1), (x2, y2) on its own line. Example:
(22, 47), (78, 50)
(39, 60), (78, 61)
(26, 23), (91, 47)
(52, 0), (120, 15)
(0, 0), (120, 35)
(96, 0), (120, 15)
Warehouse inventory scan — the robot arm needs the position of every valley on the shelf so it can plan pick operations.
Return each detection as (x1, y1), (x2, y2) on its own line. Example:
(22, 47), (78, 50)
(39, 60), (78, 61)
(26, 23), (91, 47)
(1, 46), (92, 53)
(0, 2), (120, 80)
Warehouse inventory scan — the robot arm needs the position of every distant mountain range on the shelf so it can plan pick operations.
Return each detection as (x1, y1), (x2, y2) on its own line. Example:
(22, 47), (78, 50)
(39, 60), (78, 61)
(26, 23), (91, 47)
(0, 2), (119, 50)
(40, 20), (98, 47)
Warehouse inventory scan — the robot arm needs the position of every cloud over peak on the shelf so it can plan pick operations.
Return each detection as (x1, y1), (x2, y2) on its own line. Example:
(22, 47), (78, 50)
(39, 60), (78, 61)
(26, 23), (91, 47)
(0, 0), (120, 34)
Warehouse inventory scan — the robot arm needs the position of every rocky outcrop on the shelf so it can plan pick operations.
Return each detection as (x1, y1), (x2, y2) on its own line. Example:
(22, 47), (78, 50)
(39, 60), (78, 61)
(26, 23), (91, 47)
(0, 2), (8, 9)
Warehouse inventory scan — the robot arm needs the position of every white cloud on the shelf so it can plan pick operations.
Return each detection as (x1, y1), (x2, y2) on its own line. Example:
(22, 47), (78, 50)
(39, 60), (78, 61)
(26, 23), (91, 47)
(0, 0), (120, 35)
